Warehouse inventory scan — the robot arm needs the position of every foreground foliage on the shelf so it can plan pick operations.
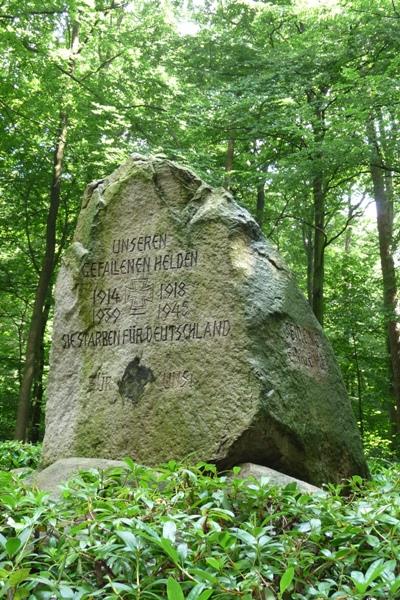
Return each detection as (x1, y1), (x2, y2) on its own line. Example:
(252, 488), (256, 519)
(0, 441), (42, 471)
(0, 458), (399, 599)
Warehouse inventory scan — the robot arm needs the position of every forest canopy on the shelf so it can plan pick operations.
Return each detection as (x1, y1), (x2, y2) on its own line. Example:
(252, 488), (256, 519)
(0, 0), (399, 454)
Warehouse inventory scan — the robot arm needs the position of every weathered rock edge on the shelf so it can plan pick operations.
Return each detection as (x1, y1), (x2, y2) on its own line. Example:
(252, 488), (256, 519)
(236, 463), (322, 493)
(27, 458), (127, 498)
(42, 155), (368, 485)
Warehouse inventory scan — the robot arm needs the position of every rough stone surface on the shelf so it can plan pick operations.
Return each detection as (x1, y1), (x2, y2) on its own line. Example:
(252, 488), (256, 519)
(30, 458), (126, 497)
(237, 463), (322, 493)
(42, 155), (368, 485)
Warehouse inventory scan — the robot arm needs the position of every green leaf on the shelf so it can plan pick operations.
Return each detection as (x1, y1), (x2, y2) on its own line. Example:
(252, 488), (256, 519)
(167, 577), (185, 600)
(123, 456), (136, 471)
(365, 558), (385, 584)
(280, 566), (295, 594)
(160, 538), (180, 564)
(390, 577), (400, 594)
(283, 482), (298, 494)
(205, 557), (221, 570)
(233, 528), (257, 546)
(187, 584), (207, 600)
(5, 537), (21, 557)
(116, 530), (139, 550)
(110, 582), (133, 593)
(366, 534), (380, 548)
(8, 568), (31, 586)
(177, 543), (188, 562)
(217, 532), (235, 549)
(198, 591), (213, 600)
(350, 571), (367, 593)
(190, 569), (219, 585)
(13, 590), (29, 600)
(58, 586), (75, 599)
(163, 521), (177, 542)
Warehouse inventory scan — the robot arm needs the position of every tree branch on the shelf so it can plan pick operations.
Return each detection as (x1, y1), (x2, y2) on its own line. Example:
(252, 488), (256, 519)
(0, 9), (66, 21)
(80, 50), (126, 81)
(265, 196), (290, 239)
(325, 170), (370, 194)
(325, 198), (366, 248)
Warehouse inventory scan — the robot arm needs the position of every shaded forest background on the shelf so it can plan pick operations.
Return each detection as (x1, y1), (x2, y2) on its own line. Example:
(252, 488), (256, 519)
(0, 0), (399, 455)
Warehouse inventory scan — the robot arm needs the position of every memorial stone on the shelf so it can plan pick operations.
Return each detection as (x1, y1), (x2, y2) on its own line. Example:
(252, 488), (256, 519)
(42, 155), (368, 485)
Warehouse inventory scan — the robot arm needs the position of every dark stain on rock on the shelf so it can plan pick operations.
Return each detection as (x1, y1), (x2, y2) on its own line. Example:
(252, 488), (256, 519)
(118, 357), (155, 405)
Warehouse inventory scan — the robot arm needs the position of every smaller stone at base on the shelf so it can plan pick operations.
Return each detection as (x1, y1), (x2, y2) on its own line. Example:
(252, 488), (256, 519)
(24, 458), (322, 498)
(30, 457), (127, 498)
(237, 463), (322, 493)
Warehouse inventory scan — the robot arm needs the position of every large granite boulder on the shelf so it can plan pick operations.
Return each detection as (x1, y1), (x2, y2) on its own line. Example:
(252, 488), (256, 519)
(42, 155), (368, 485)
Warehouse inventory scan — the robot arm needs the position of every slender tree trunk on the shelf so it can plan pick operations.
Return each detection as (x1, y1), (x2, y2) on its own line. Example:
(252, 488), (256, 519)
(255, 163), (268, 228)
(15, 21), (80, 441)
(312, 175), (326, 326)
(307, 93), (327, 327)
(302, 220), (314, 306)
(15, 112), (68, 440)
(30, 350), (44, 443)
(224, 137), (235, 189)
(351, 330), (364, 440)
(256, 180), (265, 227)
(29, 296), (51, 442)
(344, 194), (353, 254)
(368, 120), (400, 434)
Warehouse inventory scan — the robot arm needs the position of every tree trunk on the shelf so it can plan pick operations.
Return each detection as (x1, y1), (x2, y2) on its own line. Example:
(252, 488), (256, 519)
(368, 119), (400, 434)
(255, 163), (268, 228)
(15, 21), (80, 441)
(224, 137), (235, 189)
(256, 180), (265, 227)
(302, 219), (314, 306)
(311, 174), (325, 326)
(29, 295), (51, 442)
(351, 330), (364, 440)
(344, 194), (353, 254)
(30, 352), (44, 443)
(307, 92), (327, 327)
(15, 112), (68, 440)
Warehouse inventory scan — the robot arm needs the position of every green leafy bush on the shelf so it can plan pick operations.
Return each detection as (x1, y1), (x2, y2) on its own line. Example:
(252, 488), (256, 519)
(0, 441), (42, 470)
(0, 459), (399, 599)
(363, 431), (398, 461)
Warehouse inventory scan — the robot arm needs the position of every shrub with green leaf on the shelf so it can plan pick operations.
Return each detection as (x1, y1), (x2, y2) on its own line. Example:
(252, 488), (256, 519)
(0, 459), (399, 599)
(0, 441), (42, 470)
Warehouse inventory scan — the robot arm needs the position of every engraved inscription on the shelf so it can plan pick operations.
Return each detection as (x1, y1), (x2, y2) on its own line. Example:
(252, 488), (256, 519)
(61, 225), (231, 416)
(92, 286), (122, 325)
(125, 278), (154, 317)
(283, 322), (327, 373)
(61, 231), (232, 351)
(112, 233), (168, 254)
(160, 370), (193, 389)
(61, 319), (231, 349)
(81, 250), (198, 278)
(89, 369), (113, 392)
(159, 281), (187, 299)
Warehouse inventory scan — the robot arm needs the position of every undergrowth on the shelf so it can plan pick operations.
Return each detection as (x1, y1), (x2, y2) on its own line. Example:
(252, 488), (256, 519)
(0, 452), (399, 599)
(0, 441), (42, 471)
